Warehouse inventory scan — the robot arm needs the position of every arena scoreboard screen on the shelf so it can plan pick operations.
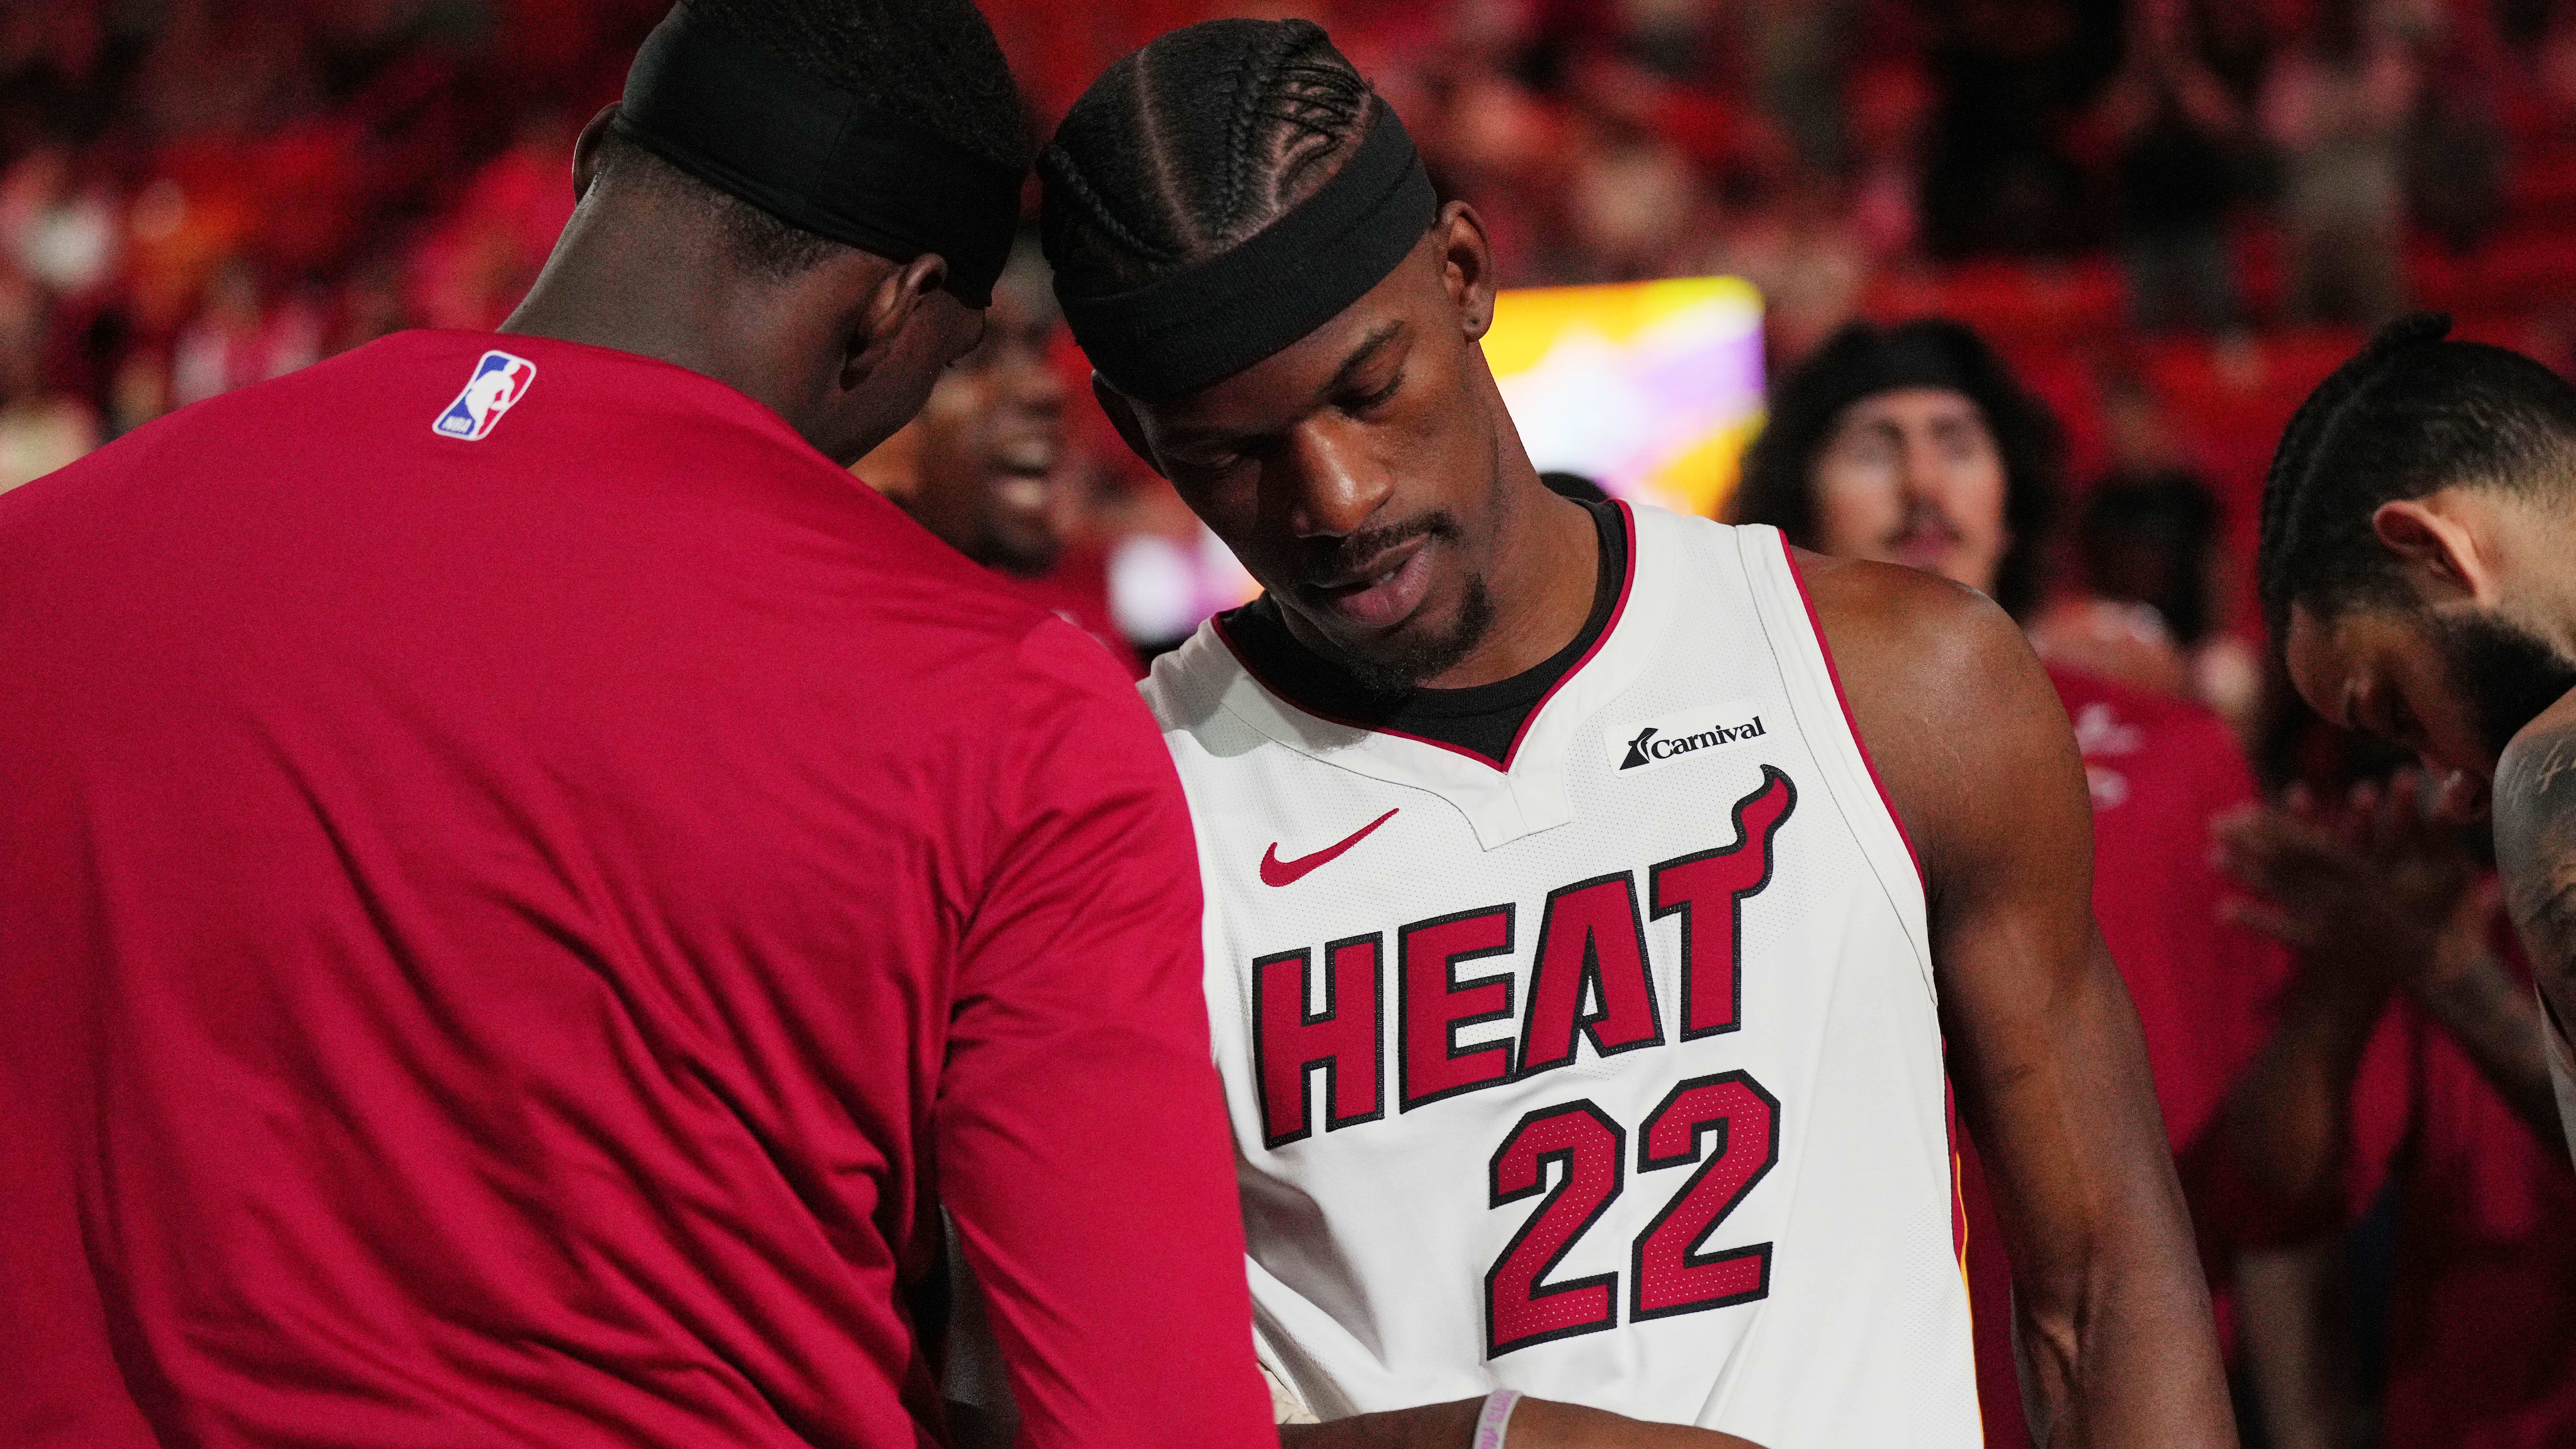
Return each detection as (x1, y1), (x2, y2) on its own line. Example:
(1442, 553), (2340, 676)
(1486, 276), (1765, 519)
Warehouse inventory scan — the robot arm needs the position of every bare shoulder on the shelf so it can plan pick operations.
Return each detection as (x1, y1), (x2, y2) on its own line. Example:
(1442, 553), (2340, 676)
(1787, 547), (2088, 889)
(2496, 690), (2576, 829)
(2492, 692), (2576, 919)
(1790, 548), (2034, 697)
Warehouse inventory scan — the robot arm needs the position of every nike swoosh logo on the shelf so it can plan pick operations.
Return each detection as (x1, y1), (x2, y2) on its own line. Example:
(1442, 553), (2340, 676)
(1260, 808), (1400, 888)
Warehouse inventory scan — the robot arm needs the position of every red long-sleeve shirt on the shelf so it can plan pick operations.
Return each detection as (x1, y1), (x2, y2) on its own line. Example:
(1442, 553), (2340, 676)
(0, 330), (1273, 1449)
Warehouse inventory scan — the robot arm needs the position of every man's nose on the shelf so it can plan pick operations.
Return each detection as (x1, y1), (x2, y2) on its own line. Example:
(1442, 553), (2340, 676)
(1895, 433), (1940, 506)
(1277, 418), (1391, 539)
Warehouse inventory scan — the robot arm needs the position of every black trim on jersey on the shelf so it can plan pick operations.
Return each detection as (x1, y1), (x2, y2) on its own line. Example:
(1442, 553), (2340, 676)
(1213, 499), (1626, 768)
(1485, 1098), (1626, 1358)
(1516, 869), (1666, 1080)
(1397, 903), (1518, 1111)
(1251, 934), (1388, 1150)
(1628, 1070), (1780, 1324)
(1648, 765), (1797, 1043)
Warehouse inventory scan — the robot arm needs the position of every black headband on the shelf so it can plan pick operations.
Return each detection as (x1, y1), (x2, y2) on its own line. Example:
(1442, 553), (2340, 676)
(1056, 104), (1439, 400)
(612, 8), (1022, 305)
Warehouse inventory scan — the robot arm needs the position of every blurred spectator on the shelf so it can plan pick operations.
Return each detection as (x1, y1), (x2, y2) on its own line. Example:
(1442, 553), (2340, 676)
(169, 259), (319, 407)
(1743, 0), (1858, 178)
(854, 240), (1140, 679)
(406, 110), (577, 332)
(325, 251), (412, 358)
(2394, 0), (2507, 255)
(0, 266), (96, 492)
(1559, 52), (1707, 280)
(104, 344), (169, 440)
(1732, 317), (2292, 1449)
(2261, 0), (2414, 325)
(2216, 775), (2576, 1449)
(2030, 370), (2267, 741)
(1, 143), (119, 298)
(1920, 0), (2118, 257)
(2096, 0), (2262, 335)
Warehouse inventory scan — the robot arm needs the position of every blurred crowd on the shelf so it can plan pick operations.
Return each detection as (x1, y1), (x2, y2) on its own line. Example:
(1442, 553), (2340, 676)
(8, 0), (2576, 1446)
(17, 0), (2576, 700)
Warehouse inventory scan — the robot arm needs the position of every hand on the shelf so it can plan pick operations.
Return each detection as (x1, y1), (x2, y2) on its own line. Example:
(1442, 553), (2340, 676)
(2211, 771), (2484, 996)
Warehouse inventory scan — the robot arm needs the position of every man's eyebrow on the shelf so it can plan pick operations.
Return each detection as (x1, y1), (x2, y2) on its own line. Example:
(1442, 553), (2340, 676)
(1320, 322), (1406, 401)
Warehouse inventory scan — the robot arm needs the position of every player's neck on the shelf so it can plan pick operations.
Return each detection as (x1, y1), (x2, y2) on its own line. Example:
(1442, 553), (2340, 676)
(501, 199), (783, 414)
(1415, 476), (1604, 691)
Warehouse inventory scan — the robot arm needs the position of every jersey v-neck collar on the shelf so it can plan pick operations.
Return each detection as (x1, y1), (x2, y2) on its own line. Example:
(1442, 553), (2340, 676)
(1212, 499), (1630, 772)
(1192, 501), (1674, 851)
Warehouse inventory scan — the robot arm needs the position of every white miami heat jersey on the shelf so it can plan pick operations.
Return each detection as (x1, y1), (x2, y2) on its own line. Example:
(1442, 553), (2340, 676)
(1141, 507), (1980, 1449)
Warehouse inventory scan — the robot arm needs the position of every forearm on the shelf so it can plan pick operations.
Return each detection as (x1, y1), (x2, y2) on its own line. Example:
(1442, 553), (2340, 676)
(2411, 953), (2566, 1145)
(2219, 966), (2390, 1210)
(1281, 1399), (1479, 1449)
(2010, 1170), (2236, 1448)
(2232, 1241), (2363, 1449)
(2494, 716), (2576, 1089)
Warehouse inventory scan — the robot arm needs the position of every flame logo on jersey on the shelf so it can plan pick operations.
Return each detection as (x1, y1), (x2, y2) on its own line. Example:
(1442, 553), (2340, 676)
(433, 350), (537, 441)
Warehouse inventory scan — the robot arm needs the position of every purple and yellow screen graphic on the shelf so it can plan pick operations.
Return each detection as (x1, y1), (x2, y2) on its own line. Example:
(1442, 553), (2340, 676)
(1486, 277), (1765, 519)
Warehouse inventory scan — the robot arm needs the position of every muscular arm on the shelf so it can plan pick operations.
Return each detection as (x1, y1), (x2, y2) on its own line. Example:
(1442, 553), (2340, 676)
(1801, 553), (2235, 1449)
(2489, 696), (2576, 1159)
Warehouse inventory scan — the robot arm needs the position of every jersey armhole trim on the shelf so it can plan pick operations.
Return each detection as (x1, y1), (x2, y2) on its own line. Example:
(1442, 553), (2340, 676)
(1776, 534), (1928, 891)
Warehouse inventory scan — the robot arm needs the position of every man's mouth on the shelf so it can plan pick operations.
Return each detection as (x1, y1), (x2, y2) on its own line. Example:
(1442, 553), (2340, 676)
(1306, 537), (1434, 632)
(989, 436), (1058, 513)
(1887, 521), (1961, 569)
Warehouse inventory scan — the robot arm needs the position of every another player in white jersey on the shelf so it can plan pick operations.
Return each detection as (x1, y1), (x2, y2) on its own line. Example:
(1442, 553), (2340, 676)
(1036, 20), (2236, 1449)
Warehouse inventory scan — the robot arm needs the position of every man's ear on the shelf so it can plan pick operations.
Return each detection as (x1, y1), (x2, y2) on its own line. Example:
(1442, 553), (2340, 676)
(838, 253), (949, 394)
(571, 104), (620, 201)
(1436, 201), (1497, 341)
(1091, 374), (1165, 477)
(2372, 495), (2497, 605)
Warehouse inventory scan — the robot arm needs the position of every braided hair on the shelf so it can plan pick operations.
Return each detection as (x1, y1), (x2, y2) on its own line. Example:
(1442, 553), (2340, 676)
(1040, 19), (1377, 294)
(2257, 313), (2576, 639)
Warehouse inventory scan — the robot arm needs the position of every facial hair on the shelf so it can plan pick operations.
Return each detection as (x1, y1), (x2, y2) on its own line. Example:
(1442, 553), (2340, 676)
(1290, 509), (1498, 694)
(1334, 570), (1498, 694)
(2430, 609), (2576, 761)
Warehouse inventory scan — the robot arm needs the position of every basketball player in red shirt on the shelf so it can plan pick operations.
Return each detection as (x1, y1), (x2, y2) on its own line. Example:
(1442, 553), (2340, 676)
(1030, 20), (2231, 1448)
(0, 4), (1273, 1447)
(1730, 319), (2296, 1448)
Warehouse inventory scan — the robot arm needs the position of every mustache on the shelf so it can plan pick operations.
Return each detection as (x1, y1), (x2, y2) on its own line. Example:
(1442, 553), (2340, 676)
(1885, 501), (1963, 545)
(1296, 512), (1462, 586)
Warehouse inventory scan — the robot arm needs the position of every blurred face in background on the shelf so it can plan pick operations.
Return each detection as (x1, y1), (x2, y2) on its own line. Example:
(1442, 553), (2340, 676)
(862, 250), (1070, 577)
(1808, 385), (2012, 597)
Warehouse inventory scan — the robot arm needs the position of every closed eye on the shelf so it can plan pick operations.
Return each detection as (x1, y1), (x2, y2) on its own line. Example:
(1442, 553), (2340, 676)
(1345, 372), (1403, 416)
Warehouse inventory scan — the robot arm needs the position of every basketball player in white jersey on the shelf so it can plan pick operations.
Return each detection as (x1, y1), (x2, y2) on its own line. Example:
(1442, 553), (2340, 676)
(1036, 20), (2235, 1449)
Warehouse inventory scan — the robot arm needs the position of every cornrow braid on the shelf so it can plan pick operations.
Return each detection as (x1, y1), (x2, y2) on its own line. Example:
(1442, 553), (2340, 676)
(1040, 18), (1376, 297)
(2257, 312), (2576, 639)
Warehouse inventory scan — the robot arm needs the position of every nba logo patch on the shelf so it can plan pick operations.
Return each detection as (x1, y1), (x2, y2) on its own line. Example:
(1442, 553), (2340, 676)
(433, 351), (537, 441)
